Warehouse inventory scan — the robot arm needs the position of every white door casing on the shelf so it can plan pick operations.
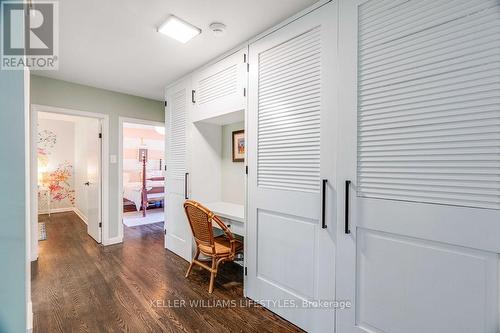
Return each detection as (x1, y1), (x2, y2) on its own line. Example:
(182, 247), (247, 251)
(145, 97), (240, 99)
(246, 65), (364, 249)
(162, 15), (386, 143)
(246, 2), (338, 332)
(86, 119), (102, 243)
(165, 79), (193, 262)
(336, 0), (500, 332)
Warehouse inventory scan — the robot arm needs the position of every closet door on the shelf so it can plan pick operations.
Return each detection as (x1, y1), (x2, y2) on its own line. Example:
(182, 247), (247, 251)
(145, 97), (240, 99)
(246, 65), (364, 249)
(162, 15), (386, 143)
(192, 48), (247, 122)
(247, 3), (337, 332)
(165, 79), (192, 262)
(336, 1), (500, 332)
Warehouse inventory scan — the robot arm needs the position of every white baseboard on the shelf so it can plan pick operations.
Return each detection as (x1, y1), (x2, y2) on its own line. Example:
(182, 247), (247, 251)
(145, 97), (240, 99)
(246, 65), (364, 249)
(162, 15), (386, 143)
(103, 235), (123, 246)
(73, 207), (88, 225)
(26, 301), (33, 333)
(38, 207), (74, 215)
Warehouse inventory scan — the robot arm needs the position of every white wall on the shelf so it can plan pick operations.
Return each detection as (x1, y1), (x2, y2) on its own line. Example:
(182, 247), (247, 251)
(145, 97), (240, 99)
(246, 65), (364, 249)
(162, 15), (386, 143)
(221, 122), (245, 205)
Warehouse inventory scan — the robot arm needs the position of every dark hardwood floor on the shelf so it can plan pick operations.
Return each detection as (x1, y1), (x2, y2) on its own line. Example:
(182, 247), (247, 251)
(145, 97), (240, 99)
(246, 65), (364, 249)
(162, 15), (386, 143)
(32, 212), (302, 333)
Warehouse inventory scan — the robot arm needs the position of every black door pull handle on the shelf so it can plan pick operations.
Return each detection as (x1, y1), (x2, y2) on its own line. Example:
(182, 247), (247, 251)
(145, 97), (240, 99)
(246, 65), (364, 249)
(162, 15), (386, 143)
(184, 172), (189, 199)
(321, 179), (328, 229)
(345, 180), (351, 234)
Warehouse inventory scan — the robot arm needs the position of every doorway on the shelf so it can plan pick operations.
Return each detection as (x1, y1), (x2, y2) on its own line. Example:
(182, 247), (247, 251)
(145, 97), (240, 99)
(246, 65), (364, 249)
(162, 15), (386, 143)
(118, 117), (165, 239)
(30, 105), (109, 260)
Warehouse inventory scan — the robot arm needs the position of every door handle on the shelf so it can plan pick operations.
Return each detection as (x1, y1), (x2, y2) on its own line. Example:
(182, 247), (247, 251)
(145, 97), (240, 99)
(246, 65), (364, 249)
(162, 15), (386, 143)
(345, 180), (351, 234)
(191, 90), (196, 104)
(321, 179), (328, 229)
(84, 181), (90, 186)
(184, 172), (189, 199)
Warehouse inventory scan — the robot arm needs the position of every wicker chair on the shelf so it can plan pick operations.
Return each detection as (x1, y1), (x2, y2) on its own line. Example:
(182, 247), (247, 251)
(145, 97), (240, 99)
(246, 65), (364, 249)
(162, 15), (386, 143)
(183, 200), (243, 293)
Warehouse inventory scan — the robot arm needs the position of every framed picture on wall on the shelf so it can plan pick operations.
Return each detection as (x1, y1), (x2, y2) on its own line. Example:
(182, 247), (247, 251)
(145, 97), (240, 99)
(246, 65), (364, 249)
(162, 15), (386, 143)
(232, 130), (245, 162)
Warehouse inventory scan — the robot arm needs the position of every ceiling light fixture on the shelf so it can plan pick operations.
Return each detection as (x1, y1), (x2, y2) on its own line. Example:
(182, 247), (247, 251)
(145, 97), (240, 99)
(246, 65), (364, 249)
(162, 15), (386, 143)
(158, 15), (201, 43)
(209, 22), (226, 37)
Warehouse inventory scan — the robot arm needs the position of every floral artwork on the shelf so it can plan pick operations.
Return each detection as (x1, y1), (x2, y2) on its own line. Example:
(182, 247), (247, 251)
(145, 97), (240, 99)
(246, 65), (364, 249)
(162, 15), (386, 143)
(47, 162), (75, 205)
(38, 129), (57, 148)
(38, 129), (56, 168)
(38, 148), (49, 168)
(37, 126), (75, 211)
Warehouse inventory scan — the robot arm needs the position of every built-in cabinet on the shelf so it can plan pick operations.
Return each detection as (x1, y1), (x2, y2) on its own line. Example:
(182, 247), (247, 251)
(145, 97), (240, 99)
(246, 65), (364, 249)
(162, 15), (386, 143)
(246, 3), (337, 332)
(192, 48), (247, 125)
(165, 0), (500, 332)
(165, 50), (247, 264)
(335, 1), (500, 333)
(165, 79), (193, 262)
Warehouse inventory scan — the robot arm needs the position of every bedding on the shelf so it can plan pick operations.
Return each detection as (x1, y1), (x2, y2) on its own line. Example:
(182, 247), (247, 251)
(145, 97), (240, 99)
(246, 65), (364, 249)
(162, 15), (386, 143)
(123, 180), (165, 211)
(123, 182), (148, 211)
(123, 166), (165, 215)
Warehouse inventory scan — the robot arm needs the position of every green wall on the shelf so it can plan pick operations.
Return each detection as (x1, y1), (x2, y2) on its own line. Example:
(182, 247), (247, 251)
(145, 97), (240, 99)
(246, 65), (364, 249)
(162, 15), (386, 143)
(0, 67), (28, 333)
(31, 75), (164, 239)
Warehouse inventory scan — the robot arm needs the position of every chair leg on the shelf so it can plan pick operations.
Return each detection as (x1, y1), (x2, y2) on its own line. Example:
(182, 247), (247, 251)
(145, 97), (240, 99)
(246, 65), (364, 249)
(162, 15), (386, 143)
(208, 257), (217, 294)
(214, 257), (225, 277)
(185, 249), (200, 278)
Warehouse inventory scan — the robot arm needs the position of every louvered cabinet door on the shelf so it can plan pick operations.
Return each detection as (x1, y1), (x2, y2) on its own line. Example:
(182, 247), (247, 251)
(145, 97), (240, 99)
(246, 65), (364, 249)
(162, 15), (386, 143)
(336, 1), (500, 332)
(246, 3), (337, 332)
(192, 48), (247, 122)
(164, 79), (192, 262)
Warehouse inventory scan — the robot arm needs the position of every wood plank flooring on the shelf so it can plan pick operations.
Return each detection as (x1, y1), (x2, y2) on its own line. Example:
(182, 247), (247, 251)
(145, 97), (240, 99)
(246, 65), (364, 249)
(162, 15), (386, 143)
(32, 212), (302, 333)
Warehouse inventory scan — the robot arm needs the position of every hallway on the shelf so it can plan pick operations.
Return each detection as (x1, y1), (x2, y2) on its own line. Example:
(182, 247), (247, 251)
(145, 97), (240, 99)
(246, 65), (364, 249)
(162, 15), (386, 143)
(32, 212), (301, 332)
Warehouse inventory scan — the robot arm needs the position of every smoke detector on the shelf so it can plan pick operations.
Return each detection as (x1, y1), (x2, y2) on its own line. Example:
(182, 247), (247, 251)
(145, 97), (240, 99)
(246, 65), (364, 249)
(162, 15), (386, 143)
(209, 22), (226, 37)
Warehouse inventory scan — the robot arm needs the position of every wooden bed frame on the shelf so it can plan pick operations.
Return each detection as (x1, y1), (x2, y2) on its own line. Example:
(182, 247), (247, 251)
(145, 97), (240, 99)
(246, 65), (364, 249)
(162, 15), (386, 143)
(140, 155), (165, 217)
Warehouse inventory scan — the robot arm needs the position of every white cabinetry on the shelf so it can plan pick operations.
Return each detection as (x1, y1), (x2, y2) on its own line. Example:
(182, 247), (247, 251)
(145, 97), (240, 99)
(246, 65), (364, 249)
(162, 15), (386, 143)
(165, 78), (192, 262)
(192, 48), (247, 125)
(336, 1), (500, 332)
(246, 3), (337, 332)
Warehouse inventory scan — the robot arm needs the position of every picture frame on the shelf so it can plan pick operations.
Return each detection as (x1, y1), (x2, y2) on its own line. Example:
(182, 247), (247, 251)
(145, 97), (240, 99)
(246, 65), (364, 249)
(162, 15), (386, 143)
(232, 130), (245, 162)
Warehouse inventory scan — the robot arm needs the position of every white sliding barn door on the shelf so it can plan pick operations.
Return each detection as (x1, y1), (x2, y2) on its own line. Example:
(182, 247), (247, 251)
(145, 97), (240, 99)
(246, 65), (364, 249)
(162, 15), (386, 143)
(247, 3), (337, 332)
(165, 80), (192, 262)
(336, 1), (500, 332)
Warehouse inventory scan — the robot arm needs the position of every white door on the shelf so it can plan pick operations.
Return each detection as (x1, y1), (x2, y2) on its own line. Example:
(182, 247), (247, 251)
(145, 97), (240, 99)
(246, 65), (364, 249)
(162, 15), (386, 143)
(165, 80), (192, 262)
(336, 1), (500, 332)
(247, 3), (337, 332)
(192, 48), (247, 122)
(86, 119), (101, 243)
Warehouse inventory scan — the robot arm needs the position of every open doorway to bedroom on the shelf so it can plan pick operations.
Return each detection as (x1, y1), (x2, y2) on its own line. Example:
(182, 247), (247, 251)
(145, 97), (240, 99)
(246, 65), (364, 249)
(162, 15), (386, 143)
(119, 119), (166, 233)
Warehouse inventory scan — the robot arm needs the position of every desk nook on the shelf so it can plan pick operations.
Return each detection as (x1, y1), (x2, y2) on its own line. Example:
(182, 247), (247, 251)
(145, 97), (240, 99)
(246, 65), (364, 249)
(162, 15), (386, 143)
(164, 46), (248, 290)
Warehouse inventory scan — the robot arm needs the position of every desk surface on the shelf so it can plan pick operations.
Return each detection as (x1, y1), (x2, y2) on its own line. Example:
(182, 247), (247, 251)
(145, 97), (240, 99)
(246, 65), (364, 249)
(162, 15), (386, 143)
(205, 201), (245, 223)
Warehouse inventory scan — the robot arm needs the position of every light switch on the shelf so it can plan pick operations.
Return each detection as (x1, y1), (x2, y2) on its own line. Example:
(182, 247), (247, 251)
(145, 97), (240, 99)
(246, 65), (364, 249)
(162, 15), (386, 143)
(110, 155), (117, 164)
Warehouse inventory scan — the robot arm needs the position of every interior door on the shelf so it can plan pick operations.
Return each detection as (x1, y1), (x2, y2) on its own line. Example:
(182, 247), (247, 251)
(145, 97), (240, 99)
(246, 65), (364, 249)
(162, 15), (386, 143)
(86, 118), (101, 243)
(336, 0), (500, 332)
(165, 80), (192, 262)
(247, 3), (337, 332)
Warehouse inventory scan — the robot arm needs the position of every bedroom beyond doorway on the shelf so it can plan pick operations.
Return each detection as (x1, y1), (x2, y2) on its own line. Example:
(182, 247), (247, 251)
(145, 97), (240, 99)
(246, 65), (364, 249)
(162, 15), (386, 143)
(119, 120), (166, 230)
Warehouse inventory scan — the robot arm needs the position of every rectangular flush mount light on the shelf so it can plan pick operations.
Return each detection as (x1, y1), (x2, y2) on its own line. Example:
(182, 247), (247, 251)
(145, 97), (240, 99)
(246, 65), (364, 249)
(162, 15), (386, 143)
(158, 15), (201, 43)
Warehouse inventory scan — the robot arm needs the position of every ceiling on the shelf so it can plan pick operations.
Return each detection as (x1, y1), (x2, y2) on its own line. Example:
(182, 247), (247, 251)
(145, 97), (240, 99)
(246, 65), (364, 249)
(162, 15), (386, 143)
(34, 0), (319, 101)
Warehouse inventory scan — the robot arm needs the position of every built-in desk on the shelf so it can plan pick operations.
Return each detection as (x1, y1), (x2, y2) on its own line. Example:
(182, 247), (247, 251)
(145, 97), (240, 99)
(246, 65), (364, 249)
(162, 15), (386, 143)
(205, 201), (245, 236)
